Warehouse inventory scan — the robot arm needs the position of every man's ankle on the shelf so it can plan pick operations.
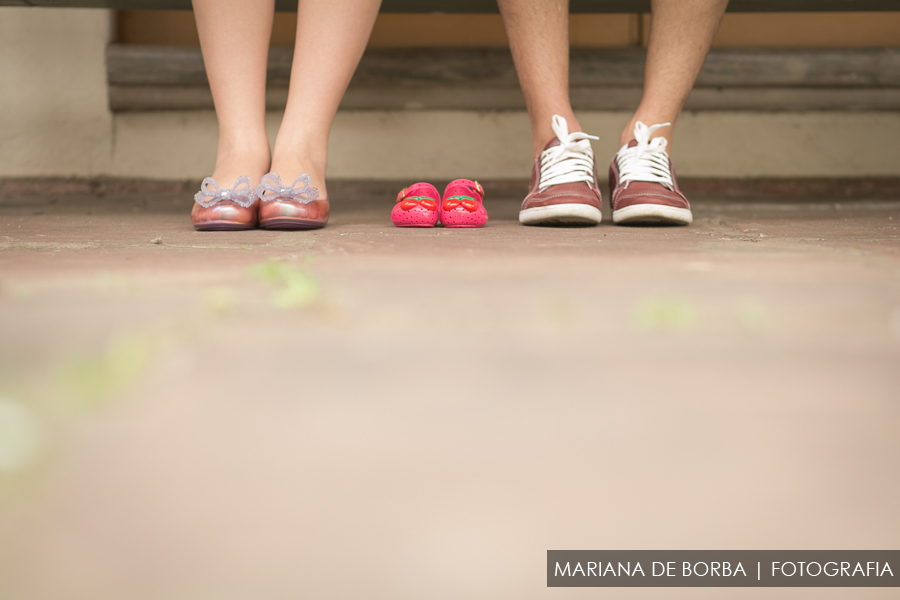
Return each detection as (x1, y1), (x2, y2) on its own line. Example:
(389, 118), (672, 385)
(617, 132), (675, 152)
(532, 113), (584, 157)
(619, 117), (675, 149)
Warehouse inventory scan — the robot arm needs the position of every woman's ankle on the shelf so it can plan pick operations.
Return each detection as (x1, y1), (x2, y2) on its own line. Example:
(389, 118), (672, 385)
(211, 141), (271, 188)
(269, 149), (327, 194)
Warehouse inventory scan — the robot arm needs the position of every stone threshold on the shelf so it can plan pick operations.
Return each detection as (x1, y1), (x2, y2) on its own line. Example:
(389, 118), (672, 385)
(2, 178), (899, 204)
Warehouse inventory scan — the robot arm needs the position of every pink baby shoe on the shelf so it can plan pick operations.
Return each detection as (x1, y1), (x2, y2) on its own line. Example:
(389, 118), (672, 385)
(440, 179), (488, 228)
(391, 182), (440, 227)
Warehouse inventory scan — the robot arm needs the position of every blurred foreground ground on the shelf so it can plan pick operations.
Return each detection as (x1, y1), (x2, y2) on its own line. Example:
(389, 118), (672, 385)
(1, 182), (899, 600)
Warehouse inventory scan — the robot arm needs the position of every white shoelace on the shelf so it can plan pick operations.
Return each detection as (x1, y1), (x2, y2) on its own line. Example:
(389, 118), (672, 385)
(538, 115), (599, 190)
(615, 121), (674, 190)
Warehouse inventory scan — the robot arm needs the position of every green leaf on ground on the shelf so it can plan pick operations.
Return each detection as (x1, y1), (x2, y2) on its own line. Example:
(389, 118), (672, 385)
(58, 334), (153, 407)
(0, 397), (42, 475)
(250, 260), (320, 308)
(632, 296), (698, 333)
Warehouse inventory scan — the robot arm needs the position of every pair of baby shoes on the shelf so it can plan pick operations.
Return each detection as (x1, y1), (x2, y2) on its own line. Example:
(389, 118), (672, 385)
(391, 179), (488, 228)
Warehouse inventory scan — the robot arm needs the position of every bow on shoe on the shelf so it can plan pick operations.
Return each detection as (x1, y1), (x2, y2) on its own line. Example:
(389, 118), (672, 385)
(255, 173), (320, 204)
(442, 195), (478, 212)
(399, 195), (438, 211)
(194, 176), (257, 208)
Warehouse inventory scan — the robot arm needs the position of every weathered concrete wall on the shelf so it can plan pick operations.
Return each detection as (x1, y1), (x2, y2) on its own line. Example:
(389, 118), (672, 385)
(2, 7), (900, 181)
(0, 8), (114, 178)
(111, 110), (900, 180)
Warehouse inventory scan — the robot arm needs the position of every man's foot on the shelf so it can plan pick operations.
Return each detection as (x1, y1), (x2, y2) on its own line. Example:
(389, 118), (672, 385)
(609, 121), (692, 226)
(519, 115), (603, 226)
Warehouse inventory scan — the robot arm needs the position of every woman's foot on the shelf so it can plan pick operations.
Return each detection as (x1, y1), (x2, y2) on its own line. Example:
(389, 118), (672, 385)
(258, 154), (330, 230)
(266, 153), (327, 200)
(191, 142), (270, 231)
(191, 175), (259, 231)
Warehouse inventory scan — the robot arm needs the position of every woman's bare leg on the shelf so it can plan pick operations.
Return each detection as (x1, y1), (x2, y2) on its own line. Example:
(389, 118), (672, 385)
(192, 0), (274, 188)
(619, 0), (728, 151)
(269, 0), (382, 197)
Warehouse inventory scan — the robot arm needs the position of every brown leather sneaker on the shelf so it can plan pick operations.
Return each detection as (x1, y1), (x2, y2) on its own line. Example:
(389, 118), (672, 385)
(519, 115), (603, 226)
(609, 121), (692, 226)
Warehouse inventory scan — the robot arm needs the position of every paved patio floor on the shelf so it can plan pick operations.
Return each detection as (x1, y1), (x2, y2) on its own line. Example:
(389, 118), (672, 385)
(1, 182), (899, 599)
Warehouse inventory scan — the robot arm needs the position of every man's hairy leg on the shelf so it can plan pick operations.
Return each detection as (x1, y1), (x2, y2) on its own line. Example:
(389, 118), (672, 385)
(498, 0), (582, 156)
(621, 0), (729, 151)
(607, 0), (727, 227)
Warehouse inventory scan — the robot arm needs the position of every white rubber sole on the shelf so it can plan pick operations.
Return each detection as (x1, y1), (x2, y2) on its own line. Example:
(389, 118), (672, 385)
(612, 203), (693, 225)
(519, 203), (602, 226)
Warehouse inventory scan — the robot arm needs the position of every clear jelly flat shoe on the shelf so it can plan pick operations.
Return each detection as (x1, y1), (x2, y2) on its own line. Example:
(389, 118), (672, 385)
(256, 173), (329, 230)
(191, 176), (259, 231)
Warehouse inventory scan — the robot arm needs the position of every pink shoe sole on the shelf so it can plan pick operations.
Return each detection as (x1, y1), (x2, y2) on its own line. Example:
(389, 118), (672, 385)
(441, 209), (488, 228)
(440, 179), (488, 228)
(392, 183), (440, 227)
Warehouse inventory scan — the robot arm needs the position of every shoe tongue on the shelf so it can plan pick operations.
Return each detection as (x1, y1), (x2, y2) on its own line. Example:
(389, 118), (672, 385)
(543, 137), (561, 152)
(627, 139), (639, 148)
